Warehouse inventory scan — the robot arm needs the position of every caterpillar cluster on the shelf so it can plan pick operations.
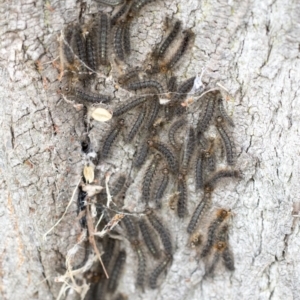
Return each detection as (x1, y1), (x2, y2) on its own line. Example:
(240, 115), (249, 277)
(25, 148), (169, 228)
(57, 0), (240, 298)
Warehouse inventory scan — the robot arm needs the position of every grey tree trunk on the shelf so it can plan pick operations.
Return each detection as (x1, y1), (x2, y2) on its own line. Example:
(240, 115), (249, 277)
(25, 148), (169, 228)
(1, 0), (299, 299)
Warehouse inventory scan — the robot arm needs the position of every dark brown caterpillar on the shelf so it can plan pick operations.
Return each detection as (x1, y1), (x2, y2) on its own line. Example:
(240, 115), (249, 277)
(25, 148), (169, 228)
(206, 224), (234, 274)
(177, 174), (187, 218)
(155, 20), (181, 59)
(101, 119), (125, 159)
(129, 0), (156, 16)
(127, 105), (147, 142)
(114, 23), (125, 61)
(139, 218), (160, 258)
(134, 140), (150, 167)
(142, 154), (161, 204)
(118, 67), (140, 85)
(217, 97), (235, 127)
(155, 168), (169, 208)
(122, 212), (138, 240)
(215, 224), (235, 271)
(216, 116), (236, 165)
(172, 76), (196, 102)
(204, 169), (240, 191)
(97, 13), (110, 65)
(111, 1), (131, 26)
(167, 76), (177, 93)
(102, 237), (117, 269)
(205, 241), (225, 275)
(107, 250), (126, 292)
(146, 208), (172, 255)
(168, 117), (186, 150)
(85, 30), (98, 71)
(127, 80), (164, 95)
(197, 92), (217, 137)
(113, 96), (149, 116)
(161, 30), (194, 71)
(180, 126), (195, 175)
(148, 140), (178, 173)
(72, 24), (88, 65)
(187, 191), (212, 234)
(145, 96), (160, 129)
(62, 26), (75, 65)
(132, 241), (147, 290)
(123, 21), (131, 56)
(195, 150), (205, 190)
(149, 256), (171, 289)
(201, 209), (231, 258)
(74, 86), (111, 103)
(203, 139), (216, 173)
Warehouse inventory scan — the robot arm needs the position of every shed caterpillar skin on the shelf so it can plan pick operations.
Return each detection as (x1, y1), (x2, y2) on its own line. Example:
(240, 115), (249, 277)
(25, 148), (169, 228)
(196, 92), (217, 137)
(204, 169), (240, 191)
(201, 209), (231, 258)
(139, 218), (160, 258)
(187, 191), (212, 234)
(149, 255), (171, 289)
(98, 13), (110, 65)
(161, 30), (194, 72)
(217, 97), (235, 127)
(168, 117), (186, 150)
(147, 140), (178, 173)
(146, 208), (173, 255)
(127, 80), (164, 95)
(216, 116), (236, 165)
(113, 96), (149, 116)
(172, 76), (196, 102)
(127, 105), (147, 142)
(107, 250), (126, 292)
(142, 154), (161, 204)
(155, 20), (181, 59)
(74, 86), (112, 103)
(177, 174), (187, 218)
(180, 126), (196, 175)
(145, 96), (160, 129)
(155, 168), (169, 208)
(122, 212), (138, 240)
(132, 241), (147, 290)
(101, 119), (125, 159)
(114, 23), (125, 61)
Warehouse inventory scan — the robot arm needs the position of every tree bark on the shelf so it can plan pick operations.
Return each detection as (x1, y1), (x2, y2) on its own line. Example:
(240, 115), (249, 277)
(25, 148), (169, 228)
(0, 0), (299, 299)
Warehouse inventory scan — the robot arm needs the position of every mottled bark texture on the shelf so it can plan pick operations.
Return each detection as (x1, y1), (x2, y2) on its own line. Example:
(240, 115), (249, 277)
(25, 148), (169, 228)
(0, 0), (300, 299)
